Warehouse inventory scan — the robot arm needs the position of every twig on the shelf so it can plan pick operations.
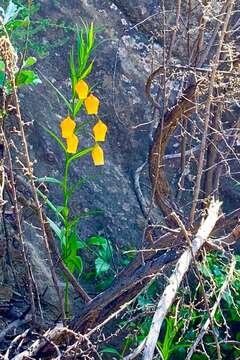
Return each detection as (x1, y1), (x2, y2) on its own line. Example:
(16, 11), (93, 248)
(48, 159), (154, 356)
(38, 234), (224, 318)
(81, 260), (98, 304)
(134, 161), (149, 218)
(185, 256), (236, 360)
(4, 329), (30, 360)
(4, 134), (36, 323)
(12, 325), (77, 360)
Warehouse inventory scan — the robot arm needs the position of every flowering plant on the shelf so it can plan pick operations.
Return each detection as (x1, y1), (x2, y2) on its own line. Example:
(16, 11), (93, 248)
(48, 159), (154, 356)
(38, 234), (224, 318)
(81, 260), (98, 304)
(39, 22), (108, 314)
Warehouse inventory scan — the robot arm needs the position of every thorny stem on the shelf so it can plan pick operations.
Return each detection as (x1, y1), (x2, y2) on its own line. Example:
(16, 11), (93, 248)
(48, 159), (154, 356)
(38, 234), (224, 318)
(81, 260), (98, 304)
(9, 61), (66, 322)
(3, 133), (36, 324)
(0, 63), (36, 323)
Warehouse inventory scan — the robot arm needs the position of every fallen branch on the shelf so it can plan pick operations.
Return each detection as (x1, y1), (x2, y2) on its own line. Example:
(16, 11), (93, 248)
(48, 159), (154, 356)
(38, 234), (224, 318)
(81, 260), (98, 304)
(123, 200), (221, 360)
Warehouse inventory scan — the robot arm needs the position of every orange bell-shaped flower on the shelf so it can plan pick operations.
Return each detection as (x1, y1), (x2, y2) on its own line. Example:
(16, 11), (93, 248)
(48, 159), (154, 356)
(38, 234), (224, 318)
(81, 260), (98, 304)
(66, 134), (79, 154)
(93, 119), (108, 142)
(92, 144), (104, 166)
(60, 116), (76, 138)
(85, 94), (100, 115)
(75, 80), (89, 100)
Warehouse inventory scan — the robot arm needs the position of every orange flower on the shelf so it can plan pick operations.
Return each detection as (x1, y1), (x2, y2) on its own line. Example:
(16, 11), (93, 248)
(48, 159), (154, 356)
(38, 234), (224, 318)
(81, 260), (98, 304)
(75, 80), (89, 99)
(85, 94), (100, 115)
(66, 134), (79, 154)
(92, 144), (104, 166)
(93, 119), (108, 142)
(60, 116), (76, 138)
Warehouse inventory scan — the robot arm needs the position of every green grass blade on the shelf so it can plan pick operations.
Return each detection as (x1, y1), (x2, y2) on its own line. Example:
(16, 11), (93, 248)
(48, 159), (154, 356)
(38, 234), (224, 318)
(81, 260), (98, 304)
(67, 146), (94, 164)
(37, 189), (65, 222)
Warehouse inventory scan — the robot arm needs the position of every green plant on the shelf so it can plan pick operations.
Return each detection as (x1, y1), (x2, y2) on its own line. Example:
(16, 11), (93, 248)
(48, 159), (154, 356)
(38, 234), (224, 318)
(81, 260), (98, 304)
(2, 0), (74, 58)
(36, 22), (109, 315)
(0, 1), (41, 93)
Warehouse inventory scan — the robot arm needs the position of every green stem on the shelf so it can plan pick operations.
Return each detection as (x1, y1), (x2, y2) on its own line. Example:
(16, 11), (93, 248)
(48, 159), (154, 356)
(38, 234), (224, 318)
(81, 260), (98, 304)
(63, 155), (70, 211)
(64, 279), (70, 316)
(63, 156), (71, 314)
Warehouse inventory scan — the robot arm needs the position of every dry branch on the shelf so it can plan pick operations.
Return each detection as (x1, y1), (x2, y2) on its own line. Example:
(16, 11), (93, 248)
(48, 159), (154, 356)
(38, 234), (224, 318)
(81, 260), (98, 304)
(142, 200), (221, 360)
(123, 200), (221, 360)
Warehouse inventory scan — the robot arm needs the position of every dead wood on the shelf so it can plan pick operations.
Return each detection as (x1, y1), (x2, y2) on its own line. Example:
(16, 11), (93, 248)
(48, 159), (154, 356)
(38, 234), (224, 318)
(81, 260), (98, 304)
(122, 200), (221, 360)
(70, 247), (180, 333)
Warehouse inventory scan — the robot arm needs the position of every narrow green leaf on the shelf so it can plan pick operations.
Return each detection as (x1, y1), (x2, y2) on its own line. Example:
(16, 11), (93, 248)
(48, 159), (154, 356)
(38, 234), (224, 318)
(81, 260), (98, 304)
(0, 61), (5, 72)
(67, 146), (94, 164)
(87, 22), (94, 52)
(35, 176), (62, 186)
(73, 256), (83, 275)
(47, 217), (66, 246)
(75, 118), (95, 133)
(69, 47), (77, 96)
(100, 347), (121, 357)
(99, 242), (113, 262)
(65, 258), (75, 273)
(78, 30), (86, 76)
(43, 126), (67, 153)
(76, 30), (83, 74)
(69, 210), (103, 229)
(80, 60), (94, 81)
(73, 98), (84, 117)
(0, 71), (5, 87)
(5, 17), (29, 32)
(37, 189), (65, 222)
